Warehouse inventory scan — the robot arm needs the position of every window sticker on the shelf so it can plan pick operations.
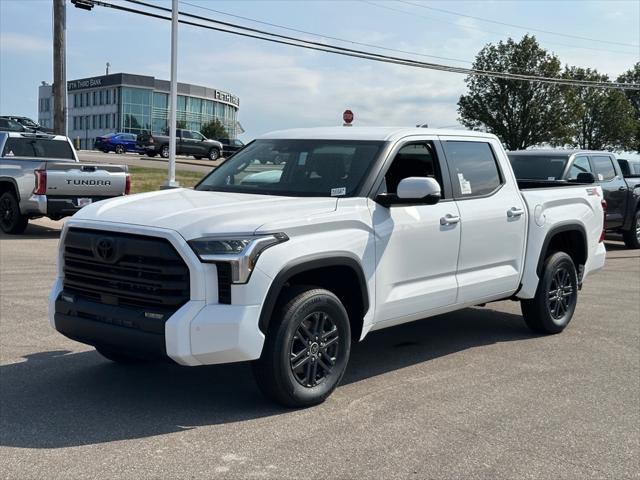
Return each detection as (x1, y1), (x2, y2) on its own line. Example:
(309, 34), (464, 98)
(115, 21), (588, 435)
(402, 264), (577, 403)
(597, 173), (604, 181)
(457, 173), (472, 195)
(5, 150), (14, 157)
(298, 152), (308, 165)
(547, 176), (555, 181)
(331, 187), (346, 197)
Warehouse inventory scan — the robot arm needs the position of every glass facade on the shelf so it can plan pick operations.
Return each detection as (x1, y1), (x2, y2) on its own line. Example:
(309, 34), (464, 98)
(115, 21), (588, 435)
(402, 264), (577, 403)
(120, 87), (239, 138)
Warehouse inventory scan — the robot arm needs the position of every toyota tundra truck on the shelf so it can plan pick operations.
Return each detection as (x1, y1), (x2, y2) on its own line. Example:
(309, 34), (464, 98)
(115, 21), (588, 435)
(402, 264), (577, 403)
(49, 127), (606, 407)
(0, 132), (130, 234)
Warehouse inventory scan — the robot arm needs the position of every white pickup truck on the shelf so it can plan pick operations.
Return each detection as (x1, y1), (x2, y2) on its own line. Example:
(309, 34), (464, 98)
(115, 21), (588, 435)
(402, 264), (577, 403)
(0, 131), (129, 234)
(49, 127), (606, 407)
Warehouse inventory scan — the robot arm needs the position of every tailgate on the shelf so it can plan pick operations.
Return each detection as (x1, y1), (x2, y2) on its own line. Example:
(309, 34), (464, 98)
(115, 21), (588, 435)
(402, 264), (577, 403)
(44, 163), (128, 196)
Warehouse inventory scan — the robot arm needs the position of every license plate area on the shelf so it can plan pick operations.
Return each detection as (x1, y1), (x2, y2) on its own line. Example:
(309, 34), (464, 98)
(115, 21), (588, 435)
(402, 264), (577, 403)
(77, 197), (92, 208)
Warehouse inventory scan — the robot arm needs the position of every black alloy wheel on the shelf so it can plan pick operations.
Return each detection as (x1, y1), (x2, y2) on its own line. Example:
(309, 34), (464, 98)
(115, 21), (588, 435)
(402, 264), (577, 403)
(252, 287), (351, 407)
(521, 251), (578, 334)
(0, 192), (28, 234)
(115, 144), (125, 154)
(289, 311), (340, 388)
(547, 266), (575, 321)
(161, 145), (170, 158)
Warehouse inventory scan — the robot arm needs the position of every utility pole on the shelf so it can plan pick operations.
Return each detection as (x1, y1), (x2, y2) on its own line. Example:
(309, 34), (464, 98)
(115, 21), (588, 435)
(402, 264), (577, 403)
(162, 0), (179, 188)
(53, 0), (67, 135)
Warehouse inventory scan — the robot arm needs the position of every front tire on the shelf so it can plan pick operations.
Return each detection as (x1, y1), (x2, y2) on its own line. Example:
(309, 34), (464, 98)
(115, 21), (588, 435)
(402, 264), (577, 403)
(521, 252), (578, 334)
(622, 210), (640, 249)
(0, 192), (28, 235)
(208, 148), (220, 161)
(252, 287), (351, 408)
(115, 144), (125, 154)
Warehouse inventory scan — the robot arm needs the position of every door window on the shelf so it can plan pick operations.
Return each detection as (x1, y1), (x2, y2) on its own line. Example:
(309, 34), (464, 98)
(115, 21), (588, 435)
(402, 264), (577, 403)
(181, 130), (192, 139)
(442, 141), (502, 198)
(382, 142), (444, 196)
(591, 156), (616, 181)
(191, 132), (205, 141)
(567, 156), (593, 180)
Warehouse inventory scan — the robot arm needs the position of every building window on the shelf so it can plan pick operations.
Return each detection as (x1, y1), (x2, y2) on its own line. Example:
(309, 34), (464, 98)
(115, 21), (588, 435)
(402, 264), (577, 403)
(92, 115), (96, 129)
(99, 114), (103, 129)
(113, 88), (118, 105)
(85, 92), (89, 106)
(106, 89), (110, 104)
(92, 91), (96, 106)
(73, 116), (77, 130)
(73, 94), (77, 108)
(99, 90), (104, 105)
(105, 114), (109, 129)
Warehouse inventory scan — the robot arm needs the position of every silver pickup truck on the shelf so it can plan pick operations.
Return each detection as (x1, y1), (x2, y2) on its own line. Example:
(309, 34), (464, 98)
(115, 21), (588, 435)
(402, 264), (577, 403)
(0, 131), (129, 234)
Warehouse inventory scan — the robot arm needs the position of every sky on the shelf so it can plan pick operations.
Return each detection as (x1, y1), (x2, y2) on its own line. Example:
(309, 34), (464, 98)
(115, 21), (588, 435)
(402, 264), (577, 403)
(0, 0), (639, 142)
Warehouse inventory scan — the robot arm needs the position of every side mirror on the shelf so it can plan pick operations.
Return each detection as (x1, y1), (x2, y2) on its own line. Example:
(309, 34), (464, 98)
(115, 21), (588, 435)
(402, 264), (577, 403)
(576, 172), (596, 184)
(376, 177), (441, 207)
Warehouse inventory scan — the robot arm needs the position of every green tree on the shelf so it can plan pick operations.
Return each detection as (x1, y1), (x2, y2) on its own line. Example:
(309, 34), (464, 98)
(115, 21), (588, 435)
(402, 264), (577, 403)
(200, 118), (229, 140)
(560, 67), (636, 151)
(458, 35), (567, 150)
(176, 120), (187, 129)
(617, 63), (640, 152)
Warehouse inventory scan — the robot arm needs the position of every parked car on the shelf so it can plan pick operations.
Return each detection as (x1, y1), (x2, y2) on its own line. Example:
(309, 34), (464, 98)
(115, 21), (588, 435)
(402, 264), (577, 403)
(0, 131), (130, 234)
(0, 115), (50, 133)
(215, 138), (245, 156)
(94, 132), (141, 154)
(616, 158), (640, 177)
(137, 129), (223, 161)
(0, 118), (26, 132)
(508, 150), (640, 249)
(49, 127), (606, 407)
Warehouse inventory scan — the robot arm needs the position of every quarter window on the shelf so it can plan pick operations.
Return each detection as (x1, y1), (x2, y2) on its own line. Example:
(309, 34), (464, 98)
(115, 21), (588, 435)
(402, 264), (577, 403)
(567, 156), (593, 180)
(443, 141), (502, 198)
(591, 156), (616, 181)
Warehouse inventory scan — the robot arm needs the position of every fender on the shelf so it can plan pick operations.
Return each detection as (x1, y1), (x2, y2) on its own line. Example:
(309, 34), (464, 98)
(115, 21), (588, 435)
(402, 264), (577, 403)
(0, 177), (20, 198)
(536, 222), (588, 277)
(258, 253), (370, 334)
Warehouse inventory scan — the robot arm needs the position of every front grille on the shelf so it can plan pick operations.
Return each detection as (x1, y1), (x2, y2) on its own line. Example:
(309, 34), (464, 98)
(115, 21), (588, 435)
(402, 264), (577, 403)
(216, 262), (232, 304)
(62, 228), (190, 313)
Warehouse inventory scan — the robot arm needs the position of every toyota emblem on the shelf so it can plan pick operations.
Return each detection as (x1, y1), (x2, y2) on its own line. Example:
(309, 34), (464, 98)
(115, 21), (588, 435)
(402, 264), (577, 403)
(95, 237), (116, 262)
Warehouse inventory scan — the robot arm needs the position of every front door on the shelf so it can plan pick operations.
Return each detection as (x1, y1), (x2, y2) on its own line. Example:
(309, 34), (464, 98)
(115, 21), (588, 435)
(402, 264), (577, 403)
(373, 140), (461, 324)
(591, 154), (627, 229)
(440, 137), (527, 303)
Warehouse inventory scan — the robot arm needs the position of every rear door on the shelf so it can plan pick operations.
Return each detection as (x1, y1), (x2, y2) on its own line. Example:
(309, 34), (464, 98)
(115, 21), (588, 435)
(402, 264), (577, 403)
(590, 154), (626, 228)
(441, 137), (527, 303)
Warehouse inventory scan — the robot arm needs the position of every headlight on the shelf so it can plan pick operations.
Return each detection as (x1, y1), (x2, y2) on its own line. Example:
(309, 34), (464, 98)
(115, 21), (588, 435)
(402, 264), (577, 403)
(189, 233), (288, 283)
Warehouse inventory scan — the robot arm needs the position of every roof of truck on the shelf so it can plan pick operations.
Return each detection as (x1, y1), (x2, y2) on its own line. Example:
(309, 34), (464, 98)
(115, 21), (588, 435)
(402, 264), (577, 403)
(258, 126), (498, 142)
(507, 149), (614, 156)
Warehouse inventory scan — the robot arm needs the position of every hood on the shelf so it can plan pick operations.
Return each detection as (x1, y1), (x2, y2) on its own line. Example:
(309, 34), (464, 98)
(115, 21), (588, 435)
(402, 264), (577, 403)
(71, 188), (338, 239)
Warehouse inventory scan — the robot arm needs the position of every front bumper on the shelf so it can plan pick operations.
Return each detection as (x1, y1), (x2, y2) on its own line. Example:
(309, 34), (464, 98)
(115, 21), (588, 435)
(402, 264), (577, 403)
(48, 221), (269, 366)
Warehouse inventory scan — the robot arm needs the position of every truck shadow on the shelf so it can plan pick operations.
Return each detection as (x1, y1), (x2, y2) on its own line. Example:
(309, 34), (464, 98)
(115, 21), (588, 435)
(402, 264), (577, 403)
(0, 223), (62, 239)
(0, 308), (533, 449)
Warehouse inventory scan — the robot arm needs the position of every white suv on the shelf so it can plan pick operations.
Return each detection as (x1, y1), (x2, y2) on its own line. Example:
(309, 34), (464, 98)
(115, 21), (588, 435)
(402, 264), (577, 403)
(50, 127), (606, 407)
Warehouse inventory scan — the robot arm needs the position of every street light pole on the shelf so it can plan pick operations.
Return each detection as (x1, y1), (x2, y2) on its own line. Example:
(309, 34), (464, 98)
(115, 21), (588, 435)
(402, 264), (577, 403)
(53, 0), (67, 136)
(162, 0), (179, 188)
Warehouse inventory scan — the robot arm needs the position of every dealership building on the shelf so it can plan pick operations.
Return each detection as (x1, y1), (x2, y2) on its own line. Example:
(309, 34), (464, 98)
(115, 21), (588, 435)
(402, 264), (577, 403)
(38, 73), (240, 149)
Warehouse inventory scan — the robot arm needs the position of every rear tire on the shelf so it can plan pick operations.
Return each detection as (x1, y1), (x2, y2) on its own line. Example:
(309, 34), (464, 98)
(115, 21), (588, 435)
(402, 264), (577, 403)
(95, 346), (147, 364)
(160, 145), (169, 159)
(252, 287), (351, 408)
(622, 210), (640, 249)
(521, 252), (578, 334)
(0, 192), (28, 235)
(115, 145), (125, 154)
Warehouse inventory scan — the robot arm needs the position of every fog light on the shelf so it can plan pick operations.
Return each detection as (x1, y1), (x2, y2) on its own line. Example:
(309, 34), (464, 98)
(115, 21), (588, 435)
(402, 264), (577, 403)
(61, 294), (74, 303)
(144, 312), (164, 320)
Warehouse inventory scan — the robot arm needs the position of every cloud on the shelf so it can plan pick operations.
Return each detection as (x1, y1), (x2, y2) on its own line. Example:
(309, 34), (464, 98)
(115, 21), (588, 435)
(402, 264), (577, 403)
(0, 32), (50, 54)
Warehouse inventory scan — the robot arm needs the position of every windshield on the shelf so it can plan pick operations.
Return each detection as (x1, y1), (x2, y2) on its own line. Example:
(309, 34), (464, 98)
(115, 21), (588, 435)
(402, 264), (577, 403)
(2, 137), (75, 159)
(508, 154), (569, 180)
(196, 139), (385, 197)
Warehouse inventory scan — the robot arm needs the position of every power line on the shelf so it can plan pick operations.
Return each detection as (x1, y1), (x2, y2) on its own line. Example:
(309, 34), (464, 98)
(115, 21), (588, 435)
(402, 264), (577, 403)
(362, 0), (637, 56)
(90, 0), (640, 90)
(179, 0), (473, 65)
(398, 0), (639, 48)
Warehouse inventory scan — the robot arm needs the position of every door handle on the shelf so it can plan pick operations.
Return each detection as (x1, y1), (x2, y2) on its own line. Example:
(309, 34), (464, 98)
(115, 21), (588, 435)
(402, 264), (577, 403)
(507, 207), (525, 218)
(618, 186), (627, 191)
(440, 214), (461, 225)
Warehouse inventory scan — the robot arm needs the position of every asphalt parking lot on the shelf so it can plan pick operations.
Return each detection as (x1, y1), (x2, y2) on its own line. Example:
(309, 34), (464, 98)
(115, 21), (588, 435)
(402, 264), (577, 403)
(77, 150), (220, 174)
(1, 220), (638, 480)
